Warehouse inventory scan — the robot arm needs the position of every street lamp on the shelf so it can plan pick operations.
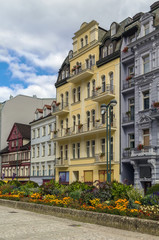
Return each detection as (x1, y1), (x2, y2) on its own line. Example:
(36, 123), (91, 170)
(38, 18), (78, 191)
(101, 99), (117, 182)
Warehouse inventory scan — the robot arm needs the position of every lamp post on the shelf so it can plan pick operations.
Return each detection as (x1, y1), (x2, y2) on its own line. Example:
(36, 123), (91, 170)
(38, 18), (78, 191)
(101, 99), (117, 182)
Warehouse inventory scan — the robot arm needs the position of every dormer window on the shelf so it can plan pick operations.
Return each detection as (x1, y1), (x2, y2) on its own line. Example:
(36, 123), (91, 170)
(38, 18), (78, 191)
(85, 35), (88, 45)
(62, 71), (65, 80)
(144, 23), (149, 36)
(81, 38), (84, 48)
(110, 23), (116, 36)
(108, 43), (113, 55)
(103, 46), (107, 58)
(44, 108), (47, 117)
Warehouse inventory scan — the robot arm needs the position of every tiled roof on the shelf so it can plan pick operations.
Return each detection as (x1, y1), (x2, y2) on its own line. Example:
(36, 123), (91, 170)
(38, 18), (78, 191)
(16, 123), (31, 139)
(44, 105), (51, 110)
(36, 108), (43, 113)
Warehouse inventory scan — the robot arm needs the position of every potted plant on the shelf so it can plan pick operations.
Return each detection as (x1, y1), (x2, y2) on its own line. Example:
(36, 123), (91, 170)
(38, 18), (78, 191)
(72, 66), (76, 72)
(78, 124), (83, 129)
(96, 86), (101, 91)
(54, 130), (58, 134)
(100, 152), (105, 158)
(122, 46), (128, 53)
(153, 102), (159, 108)
(126, 111), (131, 116)
(137, 144), (144, 150)
(76, 65), (81, 69)
(126, 76), (132, 81)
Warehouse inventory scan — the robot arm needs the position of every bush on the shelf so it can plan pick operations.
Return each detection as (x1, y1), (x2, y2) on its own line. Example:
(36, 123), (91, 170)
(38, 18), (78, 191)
(69, 190), (82, 200)
(127, 187), (144, 202)
(24, 181), (39, 188)
(0, 180), (5, 186)
(8, 180), (22, 187)
(141, 193), (159, 206)
(146, 184), (159, 195)
(67, 181), (91, 192)
(0, 183), (16, 194)
(39, 180), (64, 196)
(111, 181), (132, 200)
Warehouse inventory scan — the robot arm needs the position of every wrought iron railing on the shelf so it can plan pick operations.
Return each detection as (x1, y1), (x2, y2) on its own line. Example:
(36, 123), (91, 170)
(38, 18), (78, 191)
(122, 113), (134, 123)
(70, 63), (94, 78)
(122, 79), (134, 90)
(122, 149), (132, 158)
(95, 152), (114, 163)
(52, 102), (69, 113)
(92, 84), (115, 98)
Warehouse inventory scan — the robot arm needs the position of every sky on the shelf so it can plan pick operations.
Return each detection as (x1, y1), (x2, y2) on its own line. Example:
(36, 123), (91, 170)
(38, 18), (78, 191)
(0, 0), (156, 102)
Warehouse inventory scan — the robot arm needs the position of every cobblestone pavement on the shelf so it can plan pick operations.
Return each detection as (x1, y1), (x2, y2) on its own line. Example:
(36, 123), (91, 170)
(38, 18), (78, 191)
(0, 205), (158, 240)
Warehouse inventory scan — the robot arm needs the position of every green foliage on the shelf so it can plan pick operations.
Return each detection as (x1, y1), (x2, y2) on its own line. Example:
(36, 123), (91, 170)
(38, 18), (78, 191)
(67, 181), (92, 193)
(111, 181), (132, 200)
(0, 180), (5, 186)
(9, 180), (22, 187)
(39, 180), (64, 196)
(24, 181), (39, 188)
(69, 190), (82, 200)
(141, 194), (159, 206)
(0, 183), (16, 194)
(146, 184), (159, 195)
(127, 187), (144, 202)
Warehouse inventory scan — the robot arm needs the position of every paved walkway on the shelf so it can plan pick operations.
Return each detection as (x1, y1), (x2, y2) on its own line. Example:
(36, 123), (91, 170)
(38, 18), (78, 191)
(0, 205), (158, 240)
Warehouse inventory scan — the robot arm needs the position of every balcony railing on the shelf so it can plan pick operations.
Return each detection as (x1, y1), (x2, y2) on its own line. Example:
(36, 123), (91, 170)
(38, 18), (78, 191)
(131, 146), (157, 157)
(122, 79), (134, 90)
(68, 63), (94, 83)
(55, 158), (68, 166)
(122, 149), (132, 158)
(150, 108), (159, 118)
(51, 119), (116, 139)
(122, 113), (134, 124)
(95, 152), (114, 163)
(92, 84), (115, 102)
(52, 102), (69, 115)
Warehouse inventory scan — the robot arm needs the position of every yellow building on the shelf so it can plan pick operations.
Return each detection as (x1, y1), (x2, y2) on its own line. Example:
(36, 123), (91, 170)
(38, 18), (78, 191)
(52, 19), (129, 184)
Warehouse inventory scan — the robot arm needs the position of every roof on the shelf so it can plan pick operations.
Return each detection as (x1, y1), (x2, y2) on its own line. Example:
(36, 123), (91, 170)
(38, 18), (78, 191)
(44, 105), (51, 110)
(36, 108), (43, 113)
(15, 123), (31, 139)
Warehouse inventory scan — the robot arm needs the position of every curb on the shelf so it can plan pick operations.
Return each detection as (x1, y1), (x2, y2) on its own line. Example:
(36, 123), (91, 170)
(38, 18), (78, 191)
(0, 199), (159, 236)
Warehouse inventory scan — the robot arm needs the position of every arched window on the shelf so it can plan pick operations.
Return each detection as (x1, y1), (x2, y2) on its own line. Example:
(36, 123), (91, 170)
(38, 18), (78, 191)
(85, 35), (88, 45)
(109, 72), (114, 93)
(87, 111), (90, 130)
(87, 82), (90, 98)
(65, 91), (69, 106)
(77, 86), (80, 101)
(92, 79), (96, 93)
(73, 88), (76, 103)
(73, 115), (76, 132)
(103, 46), (107, 58)
(101, 75), (106, 92)
(108, 43), (113, 55)
(77, 114), (80, 125)
(92, 109), (95, 127)
(81, 38), (84, 48)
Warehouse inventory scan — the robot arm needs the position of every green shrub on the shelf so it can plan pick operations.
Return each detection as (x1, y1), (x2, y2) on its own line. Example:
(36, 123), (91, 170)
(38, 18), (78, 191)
(127, 187), (144, 202)
(146, 184), (159, 195)
(111, 181), (132, 200)
(8, 180), (22, 187)
(0, 180), (5, 186)
(141, 193), (159, 205)
(39, 180), (64, 196)
(67, 181), (91, 192)
(69, 190), (82, 200)
(0, 183), (16, 194)
(24, 181), (39, 188)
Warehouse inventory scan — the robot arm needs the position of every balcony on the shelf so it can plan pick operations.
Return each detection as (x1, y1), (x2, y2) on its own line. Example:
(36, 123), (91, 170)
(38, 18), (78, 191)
(94, 152), (114, 165)
(122, 79), (134, 94)
(150, 108), (159, 119)
(121, 48), (134, 63)
(122, 112), (134, 126)
(122, 149), (132, 159)
(55, 158), (69, 167)
(131, 146), (158, 159)
(52, 102), (69, 116)
(51, 119), (116, 141)
(92, 85), (115, 102)
(68, 63), (94, 84)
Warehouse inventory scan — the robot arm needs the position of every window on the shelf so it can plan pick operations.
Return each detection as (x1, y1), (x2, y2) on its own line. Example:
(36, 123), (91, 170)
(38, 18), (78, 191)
(66, 91), (69, 106)
(32, 130), (35, 139)
(72, 143), (75, 159)
(81, 38), (84, 48)
(87, 111), (90, 130)
(86, 141), (90, 157)
(109, 72), (114, 92)
(42, 126), (46, 136)
(61, 94), (64, 108)
(143, 55), (149, 74)
(144, 23), (149, 36)
(85, 35), (88, 45)
(12, 141), (14, 148)
(42, 166), (45, 176)
(108, 43), (113, 55)
(37, 145), (40, 157)
(128, 98), (134, 121)
(37, 128), (40, 138)
(92, 109), (95, 127)
(77, 86), (80, 101)
(101, 75), (105, 92)
(37, 166), (39, 176)
(44, 108), (47, 117)
(77, 143), (80, 158)
(87, 82), (90, 98)
(42, 145), (45, 157)
(92, 79), (95, 92)
(54, 142), (56, 155)
(143, 91), (149, 110)
(48, 165), (51, 176)
(48, 124), (52, 135)
(32, 147), (35, 158)
(77, 114), (80, 125)
(62, 71), (65, 80)
(60, 146), (63, 160)
(92, 55), (95, 65)
(143, 129), (149, 146)
(59, 171), (69, 184)
(128, 65), (134, 77)
(128, 134), (135, 149)
(32, 166), (35, 176)
(101, 138), (105, 154)
(111, 137), (113, 160)
(73, 115), (76, 131)
(111, 23), (116, 36)
(91, 140), (95, 157)
(65, 145), (68, 160)
(61, 120), (63, 129)
(66, 118), (68, 129)
(48, 143), (51, 156)
(73, 88), (76, 103)
(103, 46), (107, 58)
(84, 170), (93, 184)
(99, 170), (107, 182)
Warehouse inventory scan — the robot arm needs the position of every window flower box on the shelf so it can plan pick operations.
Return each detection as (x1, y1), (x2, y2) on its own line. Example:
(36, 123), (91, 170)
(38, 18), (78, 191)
(153, 102), (159, 108)
(72, 66), (76, 72)
(126, 76), (132, 81)
(76, 65), (81, 69)
(100, 152), (105, 158)
(96, 86), (101, 91)
(78, 124), (83, 129)
(122, 46), (128, 53)
(137, 144), (144, 150)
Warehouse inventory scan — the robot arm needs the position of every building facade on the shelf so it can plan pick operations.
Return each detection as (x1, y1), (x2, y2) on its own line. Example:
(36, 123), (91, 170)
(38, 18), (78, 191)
(30, 103), (56, 185)
(0, 123), (31, 182)
(121, 2), (159, 192)
(53, 20), (123, 184)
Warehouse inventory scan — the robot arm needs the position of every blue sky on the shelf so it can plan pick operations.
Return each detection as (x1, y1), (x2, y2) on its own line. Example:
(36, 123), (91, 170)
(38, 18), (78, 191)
(0, 0), (155, 102)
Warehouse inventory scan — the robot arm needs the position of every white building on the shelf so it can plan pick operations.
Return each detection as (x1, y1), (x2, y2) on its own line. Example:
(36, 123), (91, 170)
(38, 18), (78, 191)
(30, 103), (56, 185)
(0, 95), (54, 178)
